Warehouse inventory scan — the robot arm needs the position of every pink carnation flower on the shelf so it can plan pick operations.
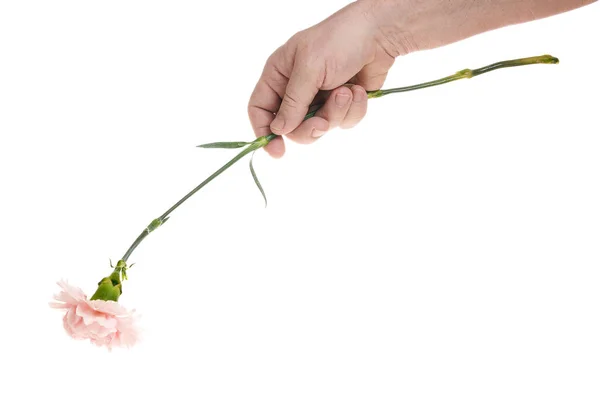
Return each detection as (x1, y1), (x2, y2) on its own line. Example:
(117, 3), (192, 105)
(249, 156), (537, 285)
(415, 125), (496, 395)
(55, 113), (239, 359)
(50, 280), (139, 350)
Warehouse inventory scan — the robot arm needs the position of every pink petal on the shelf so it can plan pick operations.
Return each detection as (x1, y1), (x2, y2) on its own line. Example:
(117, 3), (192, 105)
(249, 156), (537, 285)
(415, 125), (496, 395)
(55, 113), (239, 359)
(89, 300), (130, 317)
(51, 279), (140, 350)
(86, 321), (116, 339)
(63, 308), (86, 339)
(48, 301), (69, 309)
(55, 280), (87, 304)
(75, 302), (98, 326)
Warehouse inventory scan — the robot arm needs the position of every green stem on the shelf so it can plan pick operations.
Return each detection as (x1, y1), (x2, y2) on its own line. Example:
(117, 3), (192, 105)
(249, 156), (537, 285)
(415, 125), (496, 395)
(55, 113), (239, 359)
(368, 54), (558, 98)
(120, 54), (558, 262)
(121, 137), (269, 262)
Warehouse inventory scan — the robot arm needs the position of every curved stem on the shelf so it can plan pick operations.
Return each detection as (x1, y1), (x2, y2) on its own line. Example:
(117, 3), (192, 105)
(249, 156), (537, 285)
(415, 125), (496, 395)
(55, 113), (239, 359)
(158, 145), (258, 220)
(121, 138), (268, 262)
(122, 230), (149, 263)
(120, 54), (558, 262)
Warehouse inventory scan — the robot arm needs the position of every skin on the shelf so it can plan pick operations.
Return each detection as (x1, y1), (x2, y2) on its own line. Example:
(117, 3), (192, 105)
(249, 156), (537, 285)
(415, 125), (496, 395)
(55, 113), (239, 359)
(248, 0), (597, 158)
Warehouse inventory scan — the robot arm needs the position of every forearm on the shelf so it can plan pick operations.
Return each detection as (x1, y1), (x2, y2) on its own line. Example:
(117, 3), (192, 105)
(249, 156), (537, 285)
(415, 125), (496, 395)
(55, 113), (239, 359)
(359, 0), (598, 55)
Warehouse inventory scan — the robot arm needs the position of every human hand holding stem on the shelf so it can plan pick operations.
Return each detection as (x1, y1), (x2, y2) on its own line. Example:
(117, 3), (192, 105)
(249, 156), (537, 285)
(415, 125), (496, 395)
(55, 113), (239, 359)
(51, 54), (559, 349)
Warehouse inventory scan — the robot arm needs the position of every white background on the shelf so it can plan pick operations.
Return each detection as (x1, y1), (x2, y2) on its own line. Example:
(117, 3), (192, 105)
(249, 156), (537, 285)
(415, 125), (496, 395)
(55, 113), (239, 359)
(0, 1), (598, 399)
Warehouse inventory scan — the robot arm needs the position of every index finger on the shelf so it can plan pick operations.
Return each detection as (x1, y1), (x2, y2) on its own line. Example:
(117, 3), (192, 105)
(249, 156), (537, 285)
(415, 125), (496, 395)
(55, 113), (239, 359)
(248, 52), (291, 158)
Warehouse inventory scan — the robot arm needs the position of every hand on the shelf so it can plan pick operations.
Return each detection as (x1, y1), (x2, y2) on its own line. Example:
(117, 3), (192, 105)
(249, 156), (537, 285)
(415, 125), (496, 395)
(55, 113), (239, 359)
(247, 1), (396, 158)
(248, 0), (596, 158)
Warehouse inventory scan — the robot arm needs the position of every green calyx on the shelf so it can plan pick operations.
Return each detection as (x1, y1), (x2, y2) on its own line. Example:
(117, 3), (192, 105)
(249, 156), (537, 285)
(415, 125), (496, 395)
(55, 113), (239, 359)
(89, 260), (128, 302)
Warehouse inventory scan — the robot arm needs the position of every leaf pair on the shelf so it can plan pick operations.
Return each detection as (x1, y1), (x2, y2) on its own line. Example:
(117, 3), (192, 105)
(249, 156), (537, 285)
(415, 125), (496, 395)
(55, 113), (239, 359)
(197, 141), (267, 207)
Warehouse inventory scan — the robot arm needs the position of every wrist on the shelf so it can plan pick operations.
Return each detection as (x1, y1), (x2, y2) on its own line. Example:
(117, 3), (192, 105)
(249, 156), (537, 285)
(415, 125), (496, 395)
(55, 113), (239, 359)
(355, 0), (422, 57)
(356, 0), (599, 55)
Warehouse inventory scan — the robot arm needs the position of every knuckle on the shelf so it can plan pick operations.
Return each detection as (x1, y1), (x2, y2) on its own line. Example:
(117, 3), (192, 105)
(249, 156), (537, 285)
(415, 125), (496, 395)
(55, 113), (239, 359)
(291, 30), (310, 51)
(295, 51), (327, 87)
(320, 58), (340, 88)
(268, 67), (288, 86)
(281, 92), (302, 111)
(247, 105), (261, 122)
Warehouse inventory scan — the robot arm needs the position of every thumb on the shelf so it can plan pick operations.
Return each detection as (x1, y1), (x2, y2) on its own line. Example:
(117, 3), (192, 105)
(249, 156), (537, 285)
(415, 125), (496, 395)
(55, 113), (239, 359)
(352, 58), (395, 91)
(270, 63), (321, 135)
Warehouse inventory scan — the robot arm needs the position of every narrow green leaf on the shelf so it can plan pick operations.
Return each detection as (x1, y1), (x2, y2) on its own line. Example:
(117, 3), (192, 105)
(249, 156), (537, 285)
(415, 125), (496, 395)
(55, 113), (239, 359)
(197, 141), (250, 149)
(250, 151), (267, 208)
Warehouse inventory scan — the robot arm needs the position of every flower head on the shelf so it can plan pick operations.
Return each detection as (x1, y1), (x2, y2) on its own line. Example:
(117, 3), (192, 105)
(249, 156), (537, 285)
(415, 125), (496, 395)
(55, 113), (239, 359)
(50, 280), (139, 350)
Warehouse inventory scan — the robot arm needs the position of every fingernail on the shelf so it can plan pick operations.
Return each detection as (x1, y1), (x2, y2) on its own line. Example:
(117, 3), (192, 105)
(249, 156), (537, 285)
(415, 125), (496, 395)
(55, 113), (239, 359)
(335, 93), (351, 107)
(312, 128), (326, 138)
(271, 116), (285, 132)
